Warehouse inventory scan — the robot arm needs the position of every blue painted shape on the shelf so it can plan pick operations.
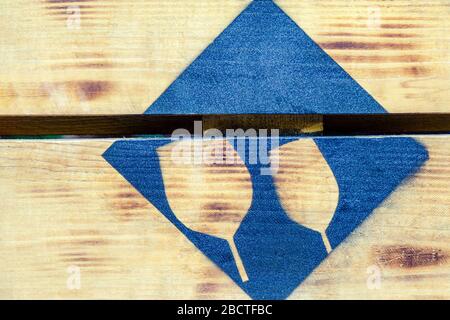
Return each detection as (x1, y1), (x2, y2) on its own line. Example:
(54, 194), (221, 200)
(315, 138), (429, 248)
(102, 0), (429, 299)
(146, 0), (386, 114)
(103, 137), (428, 299)
(230, 137), (327, 299)
(102, 140), (245, 286)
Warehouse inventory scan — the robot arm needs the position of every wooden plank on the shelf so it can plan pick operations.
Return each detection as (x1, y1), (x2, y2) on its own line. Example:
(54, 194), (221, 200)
(279, 0), (450, 114)
(0, 0), (448, 115)
(0, 136), (448, 299)
(0, 0), (249, 115)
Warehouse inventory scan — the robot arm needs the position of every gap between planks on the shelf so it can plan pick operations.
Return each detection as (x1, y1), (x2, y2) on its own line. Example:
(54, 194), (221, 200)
(0, 114), (449, 137)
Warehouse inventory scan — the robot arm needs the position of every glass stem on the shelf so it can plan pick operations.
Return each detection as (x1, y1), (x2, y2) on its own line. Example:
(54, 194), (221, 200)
(228, 238), (249, 282)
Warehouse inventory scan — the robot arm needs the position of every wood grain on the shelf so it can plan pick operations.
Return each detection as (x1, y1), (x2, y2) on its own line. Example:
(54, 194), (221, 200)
(279, 0), (450, 114)
(0, 0), (448, 115)
(0, 0), (249, 115)
(0, 136), (448, 299)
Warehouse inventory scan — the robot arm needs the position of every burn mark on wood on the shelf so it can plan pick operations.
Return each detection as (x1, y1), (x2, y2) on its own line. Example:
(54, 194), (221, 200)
(196, 283), (222, 294)
(114, 200), (147, 211)
(409, 66), (428, 77)
(375, 246), (447, 269)
(203, 203), (232, 211)
(319, 32), (418, 39)
(321, 41), (415, 50)
(378, 33), (418, 39)
(40, 80), (113, 102)
(113, 191), (147, 211)
(30, 187), (72, 194)
(201, 267), (226, 279)
(202, 210), (242, 223)
(45, 4), (96, 13)
(205, 169), (251, 176)
(374, 66), (431, 78)
(0, 83), (17, 98)
(75, 81), (112, 101)
(61, 256), (108, 263)
(333, 54), (427, 63)
(45, 4), (95, 10)
(27, 186), (77, 199)
(109, 190), (149, 222)
(381, 23), (424, 29)
(115, 192), (141, 199)
(329, 23), (424, 29)
(76, 63), (115, 69)
(60, 256), (111, 270)
(331, 16), (434, 22)
(72, 239), (110, 246)
(43, 0), (105, 22)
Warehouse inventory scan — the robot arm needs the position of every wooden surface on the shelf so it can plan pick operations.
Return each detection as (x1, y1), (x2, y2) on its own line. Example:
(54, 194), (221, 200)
(0, 0), (449, 115)
(0, 136), (448, 299)
(1, 0), (449, 301)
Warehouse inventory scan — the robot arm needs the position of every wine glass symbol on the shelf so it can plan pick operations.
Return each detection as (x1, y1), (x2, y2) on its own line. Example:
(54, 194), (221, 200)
(157, 138), (253, 282)
(271, 139), (339, 253)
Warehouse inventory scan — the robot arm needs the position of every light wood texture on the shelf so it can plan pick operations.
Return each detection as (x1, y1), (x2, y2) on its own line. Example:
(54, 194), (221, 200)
(279, 0), (450, 114)
(158, 139), (252, 282)
(272, 139), (339, 254)
(0, 0), (448, 114)
(0, 136), (448, 299)
(0, 0), (249, 115)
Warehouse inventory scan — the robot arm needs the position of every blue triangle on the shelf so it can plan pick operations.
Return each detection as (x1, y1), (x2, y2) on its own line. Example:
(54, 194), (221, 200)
(146, 0), (386, 114)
